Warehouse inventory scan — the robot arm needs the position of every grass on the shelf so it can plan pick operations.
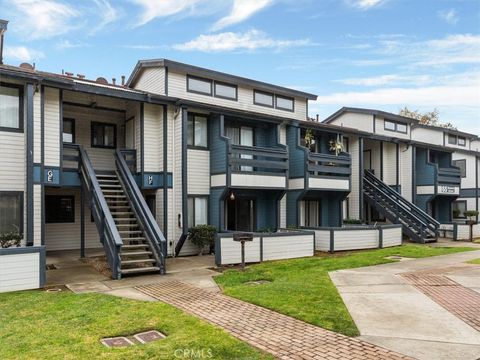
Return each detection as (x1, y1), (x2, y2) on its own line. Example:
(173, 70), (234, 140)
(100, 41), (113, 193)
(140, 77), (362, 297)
(215, 244), (475, 337)
(0, 291), (273, 360)
(467, 258), (480, 265)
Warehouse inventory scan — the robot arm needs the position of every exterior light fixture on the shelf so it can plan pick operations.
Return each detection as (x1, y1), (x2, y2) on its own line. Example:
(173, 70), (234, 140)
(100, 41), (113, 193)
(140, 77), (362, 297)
(229, 192), (235, 201)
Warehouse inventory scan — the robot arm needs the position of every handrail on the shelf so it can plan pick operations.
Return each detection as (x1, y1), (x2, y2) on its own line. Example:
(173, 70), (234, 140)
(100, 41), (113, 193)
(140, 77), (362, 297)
(228, 144), (288, 173)
(76, 145), (123, 279)
(230, 144), (288, 155)
(115, 149), (166, 274)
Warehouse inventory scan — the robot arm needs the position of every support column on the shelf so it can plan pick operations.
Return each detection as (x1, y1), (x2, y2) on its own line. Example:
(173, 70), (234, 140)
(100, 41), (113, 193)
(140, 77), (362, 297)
(358, 137), (364, 222)
(80, 184), (85, 258)
(26, 83), (34, 246)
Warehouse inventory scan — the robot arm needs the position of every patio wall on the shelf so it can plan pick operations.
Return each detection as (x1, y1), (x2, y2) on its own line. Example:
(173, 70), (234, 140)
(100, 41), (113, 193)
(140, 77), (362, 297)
(440, 223), (480, 241)
(0, 246), (45, 293)
(307, 225), (402, 252)
(215, 230), (314, 266)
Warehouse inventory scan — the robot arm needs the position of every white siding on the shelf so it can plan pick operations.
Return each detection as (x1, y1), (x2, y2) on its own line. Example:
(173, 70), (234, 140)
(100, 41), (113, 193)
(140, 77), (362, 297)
(45, 188), (101, 251)
(144, 103), (163, 172)
(399, 144), (412, 201)
(33, 89), (41, 163)
(452, 152), (476, 189)
(33, 185), (42, 246)
(44, 87), (60, 167)
(63, 104), (125, 170)
(0, 132), (25, 190)
(219, 236), (261, 265)
(334, 229), (378, 250)
(167, 70), (307, 121)
(187, 149), (210, 194)
(382, 227), (402, 247)
(383, 142), (397, 186)
(279, 194), (286, 228)
(314, 230), (330, 251)
(328, 113), (374, 132)
(412, 127), (443, 146)
(134, 67), (165, 95)
(0, 252), (40, 293)
(348, 136), (360, 219)
(279, 124), (287, 145)
(262, 234), (313, 260)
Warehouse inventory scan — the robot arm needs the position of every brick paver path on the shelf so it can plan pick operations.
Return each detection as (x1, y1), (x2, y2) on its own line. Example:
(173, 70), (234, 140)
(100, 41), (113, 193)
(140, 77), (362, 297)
(137, 281), (411, 360)
(401, 266), (480, 332)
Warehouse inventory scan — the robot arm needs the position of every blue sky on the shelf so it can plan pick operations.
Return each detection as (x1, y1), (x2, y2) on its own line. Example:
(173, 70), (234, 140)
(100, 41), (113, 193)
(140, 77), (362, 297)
(1, 0), (479, 134)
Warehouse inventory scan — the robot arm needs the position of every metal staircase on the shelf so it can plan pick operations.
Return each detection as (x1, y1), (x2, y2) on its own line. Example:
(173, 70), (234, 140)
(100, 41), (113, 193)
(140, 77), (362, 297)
(74, 144), (166, 279)
(363, 170), (439, 243)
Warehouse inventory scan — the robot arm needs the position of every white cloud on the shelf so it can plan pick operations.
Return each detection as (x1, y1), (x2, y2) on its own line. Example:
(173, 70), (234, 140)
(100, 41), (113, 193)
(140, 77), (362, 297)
(131, 0), (201, 27)
(346, 0), (385, 10)
(335, 74), (431, 86)
(56, 39), (89, 49)
(6, 0), (80, 39)
(173, 29), (310, 52)
(4, 46), (45, 62)
(211, 0), (273, 31)
(438, 8), (459, 25)
(90, 0), (121, 33)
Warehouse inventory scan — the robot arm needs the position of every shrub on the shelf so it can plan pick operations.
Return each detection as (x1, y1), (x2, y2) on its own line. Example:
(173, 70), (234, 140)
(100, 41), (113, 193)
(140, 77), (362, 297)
(464, 210), (479, 218)
(343, 218), (362, 225)
(0, 232), (22, 248)
(187, 225), (217, 249)
(452, 208), (461, 218)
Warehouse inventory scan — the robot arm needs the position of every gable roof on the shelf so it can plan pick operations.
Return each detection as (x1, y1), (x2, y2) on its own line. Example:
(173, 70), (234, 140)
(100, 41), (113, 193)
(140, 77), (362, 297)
(323, 107), (419, 124)
(127, 58), (318, 100)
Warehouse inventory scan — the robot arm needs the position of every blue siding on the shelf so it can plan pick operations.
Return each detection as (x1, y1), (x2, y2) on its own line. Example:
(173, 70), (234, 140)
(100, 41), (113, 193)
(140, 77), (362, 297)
(416, 148), (435, 186)
(209, 188), (227, 231)
(256, 192), (277, 231)
(286, 190), (303, 227)
(286, 125), (305, 178)
(210, 115), (228, 174)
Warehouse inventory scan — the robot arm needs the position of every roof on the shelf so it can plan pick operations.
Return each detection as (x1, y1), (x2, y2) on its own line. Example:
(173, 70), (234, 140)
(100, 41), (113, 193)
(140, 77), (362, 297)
(412, 122), (479, 139)
(127, 58), (318, 100)
(323, 107), (419, 124)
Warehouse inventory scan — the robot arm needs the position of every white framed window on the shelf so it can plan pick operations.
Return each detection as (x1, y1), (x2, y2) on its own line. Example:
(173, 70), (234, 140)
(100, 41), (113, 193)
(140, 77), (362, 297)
(187, 76), (212, 95)
(458, 136), (466, 146)
(384, 120), (396, 131)
(275, 95), (294, 111)
(396, 122), (407, 133)
(453, 201), (467, 218)
(0, 84), (23, 132)
(63, 118), (75, 143)
(187, 114), (208, 148)
(384, 119), (407, 133)
(188, 196), (208, 227)
(0, 192), (23, 234)
(453, 159), (466, 178)
(254, 90), (274, 107)
(214, 82), (237, 100)
(448, 134), (457, 145)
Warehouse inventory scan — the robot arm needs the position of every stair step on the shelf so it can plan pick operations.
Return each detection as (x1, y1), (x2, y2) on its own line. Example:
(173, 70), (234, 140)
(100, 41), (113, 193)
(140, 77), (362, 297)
(102, 189), (124, 193)
(123, 244), (149, 249)
(121, 251), (153, 256)
(104, 195), (127, 198)
(111, 212), (134, 216)
(116, 224), (139, 228)
(97, 174), (117, 178)
(121, 258), (156, 265)
(114, 218), (136, 222)
(122, 237), (146, 241)
(121, 266), (160, 275)
(98, 179), (119, 184)
(119, 230), (143, 234)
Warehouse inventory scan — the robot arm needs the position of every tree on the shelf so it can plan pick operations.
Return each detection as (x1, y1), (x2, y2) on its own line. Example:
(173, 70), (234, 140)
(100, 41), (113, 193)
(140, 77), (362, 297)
(398, 107), (456, 129)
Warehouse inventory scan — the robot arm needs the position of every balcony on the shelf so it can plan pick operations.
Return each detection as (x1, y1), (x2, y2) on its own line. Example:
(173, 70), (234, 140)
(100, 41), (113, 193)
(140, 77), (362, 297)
(436, 166), (461, 195)
(304, 152), (351, 191)
(213, 144), (288, 189)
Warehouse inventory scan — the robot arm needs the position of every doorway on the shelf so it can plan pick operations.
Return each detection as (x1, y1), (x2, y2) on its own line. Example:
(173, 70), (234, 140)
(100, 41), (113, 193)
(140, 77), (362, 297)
(226, 196), (256, 232)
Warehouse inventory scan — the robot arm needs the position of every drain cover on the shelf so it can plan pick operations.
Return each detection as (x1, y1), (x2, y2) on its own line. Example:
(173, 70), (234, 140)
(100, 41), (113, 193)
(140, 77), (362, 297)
(133, 330), (166, 344)
(101, 337), (134, 348)
(244, 280), (271, 285)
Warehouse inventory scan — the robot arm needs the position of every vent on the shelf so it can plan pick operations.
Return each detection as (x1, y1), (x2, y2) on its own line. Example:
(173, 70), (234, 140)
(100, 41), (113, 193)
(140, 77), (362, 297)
(96, 77), (108, 85)
(20, 62), (34, 70)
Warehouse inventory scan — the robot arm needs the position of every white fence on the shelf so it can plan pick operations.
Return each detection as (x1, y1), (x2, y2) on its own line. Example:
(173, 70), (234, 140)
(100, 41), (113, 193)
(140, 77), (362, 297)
(215, 230), (314, 266)
(308, 225), (402, 252)
(440, 223), (480, 241)
(0, 246), (45, 293)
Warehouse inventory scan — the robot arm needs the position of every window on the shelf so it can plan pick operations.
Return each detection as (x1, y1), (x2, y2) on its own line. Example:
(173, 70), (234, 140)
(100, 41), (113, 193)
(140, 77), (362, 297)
(453, 159), (467, 178)
(448, 134), (457, 145)
(384, 120), (396, 131)
(453, 201), (467, 218)
(63, 118), (75, 143)
(458, 136), (466, 146)
(396, 122), (407, 133)
(145, 195), (156, 218)
(187, 76), (212, 95)
(214, 82), (237, 100)
(276, 95), (294, 111)
(0, 84), (23, 132)
(91, 122), (116, 148)
(254, 90), (274, 107)
(46, 195), (75, 223)
(0, 192), (23, 234)
(300, 200), (320, 227)
(187, 114), (208, 148)
(187, 196), (208, 227)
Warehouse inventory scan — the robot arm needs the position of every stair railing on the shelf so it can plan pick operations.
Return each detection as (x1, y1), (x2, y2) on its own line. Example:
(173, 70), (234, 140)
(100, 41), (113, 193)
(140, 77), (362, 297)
(76, 145), (123, 279)
(115, 149), (167, 274)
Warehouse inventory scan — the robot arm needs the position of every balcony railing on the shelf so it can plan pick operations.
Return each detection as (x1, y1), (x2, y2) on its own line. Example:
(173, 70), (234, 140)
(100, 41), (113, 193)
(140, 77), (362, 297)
(307, 152), (351, 177)
(228, 144), (288, 174)
(437, 167), (461, 186)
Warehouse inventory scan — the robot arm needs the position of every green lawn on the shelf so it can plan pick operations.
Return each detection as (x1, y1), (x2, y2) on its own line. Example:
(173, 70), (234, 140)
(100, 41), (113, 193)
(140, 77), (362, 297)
(215, 244), (475, 337)
(467, 258), (480, 265)
(0, 291), (272, 360)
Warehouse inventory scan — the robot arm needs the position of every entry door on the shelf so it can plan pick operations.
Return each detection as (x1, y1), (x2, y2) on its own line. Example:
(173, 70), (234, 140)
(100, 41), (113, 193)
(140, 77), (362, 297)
(226, 197), (255, 232)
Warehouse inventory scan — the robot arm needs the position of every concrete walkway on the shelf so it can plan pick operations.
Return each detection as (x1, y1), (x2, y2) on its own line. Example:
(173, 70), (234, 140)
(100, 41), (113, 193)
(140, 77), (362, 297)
(137, 280), (411, 360)
(330, 249), (480, 360)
